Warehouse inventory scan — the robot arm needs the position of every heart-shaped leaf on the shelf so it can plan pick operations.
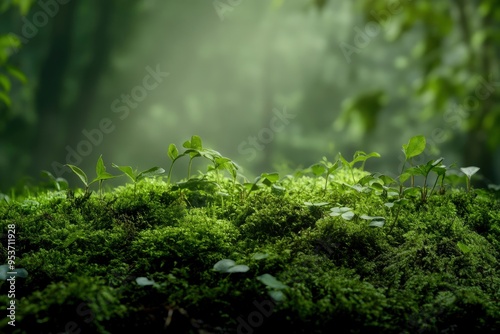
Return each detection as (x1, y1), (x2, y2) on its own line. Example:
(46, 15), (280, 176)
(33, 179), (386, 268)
(311, 164), (326, 176)
(341, 211), (355, 220)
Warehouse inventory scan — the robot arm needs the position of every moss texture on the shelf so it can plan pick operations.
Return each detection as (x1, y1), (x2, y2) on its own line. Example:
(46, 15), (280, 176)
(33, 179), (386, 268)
(1, 169), (500, 333)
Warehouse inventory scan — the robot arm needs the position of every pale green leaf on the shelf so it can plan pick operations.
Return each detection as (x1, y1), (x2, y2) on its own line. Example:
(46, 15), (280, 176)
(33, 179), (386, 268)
(402, 135), (426, 160)
(460, 167), (480, 178)
(257, 274), (288, 290)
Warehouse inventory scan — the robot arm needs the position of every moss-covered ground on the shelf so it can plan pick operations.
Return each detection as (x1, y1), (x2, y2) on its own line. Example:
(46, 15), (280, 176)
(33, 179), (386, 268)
(1, 166), (500, 333)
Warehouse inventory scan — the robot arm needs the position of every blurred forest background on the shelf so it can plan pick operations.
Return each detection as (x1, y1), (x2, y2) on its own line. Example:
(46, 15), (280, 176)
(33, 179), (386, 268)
(0, 0), (499, 192)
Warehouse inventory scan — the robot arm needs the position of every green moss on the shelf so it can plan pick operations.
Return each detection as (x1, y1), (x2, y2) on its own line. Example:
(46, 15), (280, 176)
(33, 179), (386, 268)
(1, 168), (500, 333)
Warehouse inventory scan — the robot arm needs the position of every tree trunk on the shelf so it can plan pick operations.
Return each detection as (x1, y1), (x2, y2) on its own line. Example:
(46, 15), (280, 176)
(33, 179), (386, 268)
(31, 1), (78, 175)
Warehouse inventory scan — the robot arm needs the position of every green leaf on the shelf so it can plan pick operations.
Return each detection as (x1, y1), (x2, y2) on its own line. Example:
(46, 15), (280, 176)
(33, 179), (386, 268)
(112, 164), (136, 182)
(66, 164), (88, 187)
(460, 166), (480, 178)
(91, 172), (116, 184)
(369, 220), (385, 227)
(379, 174), (396, 186)
(360, 215), (385, 221)
(0, 74), (11, 92)
(137, 166), (165, 181)
(40, 170), (56, 182)
(257, 274), (288, 290)
(402, 135), (426, 160)
(167, 144), (179, 161)
(351, 151), (381, 167)
(136, 277), (155, 286)
(338, 153), (350, 169)
(330, 207), (352, 216)
(0, 265), (28, 280)
(95, 155), (106, 176)
(6, 65), (27, 84)
(360, 215), (385, 227)
(190, 135), (203, 150)
(457, 241), (471, 254)
(0, 91), (11, 107)
(226, 265), (250, 273)
(213, 259), (236, 272)
(327, 160), (340, 173)
(16, 0), (32, 15)
(252, 253), (269, 260)
(268, 290), (286, 302)
(311, 163), (326, 176)
(261, 172), (279, 186)
(62, 233), (80, 248)
(399, 172), (412, 184)
(347, 184), (370, 193)
(403, 187), (421, 197)
(271, 184), (286, 195)
(304, 202), (330, 207)
(213, 259), (249, 273)
(358, 175), (375, 186)
(341, 211), (355, 220)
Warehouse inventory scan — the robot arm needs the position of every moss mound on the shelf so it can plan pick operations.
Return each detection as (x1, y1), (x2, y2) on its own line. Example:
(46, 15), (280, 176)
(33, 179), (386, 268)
(1, 167), (500, 333)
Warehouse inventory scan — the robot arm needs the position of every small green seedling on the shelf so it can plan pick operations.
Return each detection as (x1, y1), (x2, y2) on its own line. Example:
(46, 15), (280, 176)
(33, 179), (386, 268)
(208, 155), (240, 186)
(242, 172), (287, 199)
(112, 164), (164, 194)
(167, 142), (181, 184)
(400, 135), (426, 187)
(310, 156), (341, 192)
(182, 135), (204, 179)
(167, 135), (237, 186)
(400, 157), (445, 202)
(66, 155), (117, 196)
(40, 170), (68, 191)
(460, 166), (480, 193)
(338, 151), (381, 184)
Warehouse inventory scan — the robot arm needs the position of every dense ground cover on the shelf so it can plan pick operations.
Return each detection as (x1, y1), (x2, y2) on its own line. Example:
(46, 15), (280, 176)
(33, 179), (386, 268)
(1, 136), (500, 333)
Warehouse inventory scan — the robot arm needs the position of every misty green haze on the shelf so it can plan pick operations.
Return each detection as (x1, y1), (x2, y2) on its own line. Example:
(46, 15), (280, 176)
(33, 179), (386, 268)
(1, 0), (499, 191)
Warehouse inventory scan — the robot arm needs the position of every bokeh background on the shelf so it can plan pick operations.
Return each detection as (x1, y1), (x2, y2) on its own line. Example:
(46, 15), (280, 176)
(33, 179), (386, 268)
(1, 0), (499, 192)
